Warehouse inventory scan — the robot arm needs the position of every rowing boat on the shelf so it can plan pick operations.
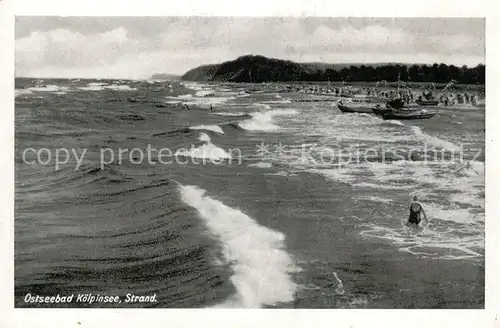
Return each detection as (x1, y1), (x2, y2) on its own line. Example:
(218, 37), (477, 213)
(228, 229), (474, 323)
(337, 102), (376, 114)
(380, 109), (437, 120)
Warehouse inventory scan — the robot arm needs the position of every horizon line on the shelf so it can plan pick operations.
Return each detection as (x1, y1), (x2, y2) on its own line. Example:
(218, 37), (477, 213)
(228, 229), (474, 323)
(15, 54), (486, 80)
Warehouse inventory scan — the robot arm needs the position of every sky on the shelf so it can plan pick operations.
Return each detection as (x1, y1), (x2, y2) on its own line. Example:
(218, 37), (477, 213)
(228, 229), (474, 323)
(15, 17), (485, 79)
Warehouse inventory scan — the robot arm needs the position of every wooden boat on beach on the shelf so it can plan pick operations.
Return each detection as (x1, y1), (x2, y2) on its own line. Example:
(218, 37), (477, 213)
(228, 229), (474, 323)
(337, 100), (377, 114)
(373, 97), (437, 120)
(380, 109), (436, 120)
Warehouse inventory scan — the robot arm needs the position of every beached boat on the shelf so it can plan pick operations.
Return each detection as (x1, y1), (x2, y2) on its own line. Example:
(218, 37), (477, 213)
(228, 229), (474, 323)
(380, 109), (436, 120)
(337, 100), (376, 114)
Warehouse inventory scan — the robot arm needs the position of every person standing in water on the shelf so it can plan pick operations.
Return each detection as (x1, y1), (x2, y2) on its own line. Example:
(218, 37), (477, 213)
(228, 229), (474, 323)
(408, 196), (428, 226)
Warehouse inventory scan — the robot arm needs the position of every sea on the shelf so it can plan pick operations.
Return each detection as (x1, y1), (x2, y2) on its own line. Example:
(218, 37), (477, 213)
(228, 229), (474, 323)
(14, 78), (485, 308)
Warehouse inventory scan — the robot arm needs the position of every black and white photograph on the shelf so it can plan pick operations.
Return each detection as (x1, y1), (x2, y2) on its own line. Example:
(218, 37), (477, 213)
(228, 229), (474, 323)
(2, 1), (499, 325)
(13, 16), (487, 309)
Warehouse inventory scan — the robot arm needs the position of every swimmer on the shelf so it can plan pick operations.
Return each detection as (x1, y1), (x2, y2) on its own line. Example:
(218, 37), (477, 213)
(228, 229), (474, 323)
(408, 196), (428, 226)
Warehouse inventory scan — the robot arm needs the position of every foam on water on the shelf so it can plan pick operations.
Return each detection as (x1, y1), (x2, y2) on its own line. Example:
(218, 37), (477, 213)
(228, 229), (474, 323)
(357, 196), (394, 204)
(248, 162), (273, 168)
(79, 83), (137, 91)
(181, 81), (209, 91)
(359, 202), (484, 260)
(183, 96), (235, 106)
(410, 126), (461, 151)
(175, 133), (231, 161)
(354, 160), (484, 260)
(198, 133), (211, 143)
(387, 120), (404, 126)
(450, 192), (484, 208)
(15, 89), (34, 97)
(354, 182), (414, 190)
(190, 125), (225, 134)
(214, 112), (247, 117)
(308, 167), (359, 185)
(239, 108), (298, 131)
(179, 184), (298, 307)
(27, 85), (69, 93)
(79, 85), (107, 91)
(253, 103), (272, 110)
(105, 84), (137, 91)
(167, 91), (234, 106)
(264, 171), (298, 177)
(263, 99), (292, 104)
(195, 89), (216, 97)
(265, 102), (484, 262)
(297, 112), (411, 144)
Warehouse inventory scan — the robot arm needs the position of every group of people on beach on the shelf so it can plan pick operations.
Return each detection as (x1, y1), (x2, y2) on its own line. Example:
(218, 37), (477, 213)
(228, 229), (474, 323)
(275, 83), (483, 107)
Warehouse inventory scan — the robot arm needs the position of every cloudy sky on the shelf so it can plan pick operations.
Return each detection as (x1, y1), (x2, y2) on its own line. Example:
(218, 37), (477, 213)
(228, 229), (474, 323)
(15, 17), (485, 79)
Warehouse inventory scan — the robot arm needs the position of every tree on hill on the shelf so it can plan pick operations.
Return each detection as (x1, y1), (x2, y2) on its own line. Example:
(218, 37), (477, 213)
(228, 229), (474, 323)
(180, 55), (485, 84)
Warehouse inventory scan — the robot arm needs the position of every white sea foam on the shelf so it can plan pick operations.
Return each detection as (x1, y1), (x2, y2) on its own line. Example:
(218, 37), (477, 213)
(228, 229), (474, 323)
(264, 171), (298, 177)
(198, 133), (211, 143)
(300, 112), (410, 144)
(248, 162), (273, 168)
(15, 89), (34, 97)
(253, 103), (272, 110)
(181, 83), (234, 104)
(195, 89), (216, 97)
(181, 81), (209, 91)
(183, 96), (234, 106)
(410, 126), (461, 151)
(79, 82), (107, 91)
(190, 125), (225, 134)
(179, 184), (298, 307)
(79, 83), (136, 91)
(239, 109), (298, 131)
(354, 182), (414, 190)
(214, 112), (247, 117)
(308, 167), (359, 185)
(105, 84), (137, 91)
(262, 104), (484, 260)
(359, 201), (484, 260)
(27, 85), (69, 92)
(263, 100), (292, 104)
(88, 82), (107, 86)
(357, 196), (394, 204)
(79, 85), (106, 91)
(450, 192), (484, 208)
(175, 133), (231, 161)
(387, 120), (404, 126)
